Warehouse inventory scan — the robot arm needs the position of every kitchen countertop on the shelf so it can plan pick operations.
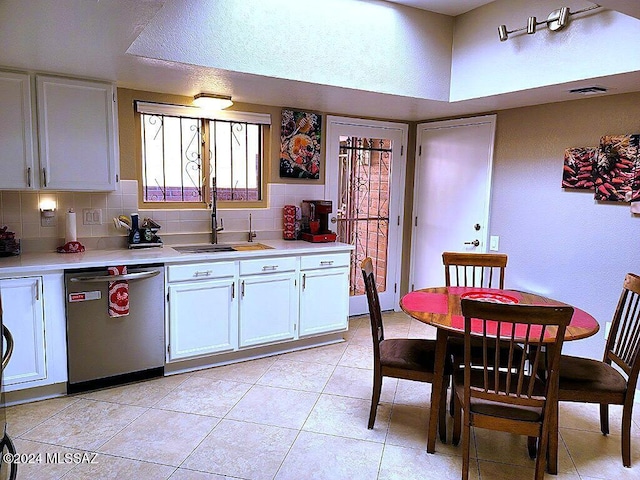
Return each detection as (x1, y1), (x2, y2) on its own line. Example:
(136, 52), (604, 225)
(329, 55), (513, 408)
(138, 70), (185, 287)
(0, 240), (354, 276)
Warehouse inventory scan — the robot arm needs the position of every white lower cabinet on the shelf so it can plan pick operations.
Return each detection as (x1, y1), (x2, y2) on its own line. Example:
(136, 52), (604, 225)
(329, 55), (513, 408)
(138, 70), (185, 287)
(166, 249), (350, 365)
(299, 253), (350, 337)
(0, 277), (46, 385)
(166, 262), (237, 362)
(0, 274), (67, 391)
(239, 271), (298, 348)
(239, 257), (298, 348)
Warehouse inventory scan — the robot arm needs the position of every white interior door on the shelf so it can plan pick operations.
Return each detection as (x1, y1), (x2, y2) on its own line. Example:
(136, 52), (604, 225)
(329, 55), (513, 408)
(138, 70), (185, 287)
(410, 115), (496, 291)
(325, 116), (407, 315)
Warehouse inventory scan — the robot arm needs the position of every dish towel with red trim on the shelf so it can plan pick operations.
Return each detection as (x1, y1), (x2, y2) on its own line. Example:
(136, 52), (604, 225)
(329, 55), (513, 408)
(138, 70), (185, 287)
(108, 266), (129, 317)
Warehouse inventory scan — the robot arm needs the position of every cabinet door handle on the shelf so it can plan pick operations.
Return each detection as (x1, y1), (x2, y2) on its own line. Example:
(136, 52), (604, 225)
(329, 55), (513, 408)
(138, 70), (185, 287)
(231, 282), (235, 300)
(262, 265), (278, 271)
(193, 270), (212, 277)
(241, 280), (245, 297)
(320, 261), (334, 266)
(34, 279), (40, 301)
(302, 273), (306, 290)
(42, 167), (47, 187)
(27, 167), (32, 187)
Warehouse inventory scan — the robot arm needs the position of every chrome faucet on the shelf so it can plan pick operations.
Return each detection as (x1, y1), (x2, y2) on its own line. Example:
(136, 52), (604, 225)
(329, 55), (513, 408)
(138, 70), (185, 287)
(211, 177), (224, 244)
(248, 213), (256, 242)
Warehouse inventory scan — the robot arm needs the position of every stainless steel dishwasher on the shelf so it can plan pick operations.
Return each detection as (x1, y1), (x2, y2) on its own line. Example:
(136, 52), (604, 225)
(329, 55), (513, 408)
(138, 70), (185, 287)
(65, 264), (165, 393)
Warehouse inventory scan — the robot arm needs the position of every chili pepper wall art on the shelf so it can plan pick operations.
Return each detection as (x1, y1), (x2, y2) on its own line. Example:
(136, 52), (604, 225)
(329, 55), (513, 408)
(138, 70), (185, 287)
(279, 109), (322, 179)
(562, 134), (640, 208)
(594, 134), (639, 202)
(562, 147), (597, 189)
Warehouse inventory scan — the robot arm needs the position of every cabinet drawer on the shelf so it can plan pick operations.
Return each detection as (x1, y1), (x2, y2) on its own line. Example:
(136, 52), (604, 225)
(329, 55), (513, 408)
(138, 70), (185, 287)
(168, 261), (235, 282)
(300, 252), (350, 270)
(240, 256), (297, 275)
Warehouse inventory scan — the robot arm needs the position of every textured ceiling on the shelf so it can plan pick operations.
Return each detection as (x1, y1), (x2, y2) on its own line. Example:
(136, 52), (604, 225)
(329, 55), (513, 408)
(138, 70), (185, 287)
(0, 0), (639, 122)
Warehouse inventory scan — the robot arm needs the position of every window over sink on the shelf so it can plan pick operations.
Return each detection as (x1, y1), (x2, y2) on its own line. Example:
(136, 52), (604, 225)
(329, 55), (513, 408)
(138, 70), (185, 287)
(135, 101), (270, 208)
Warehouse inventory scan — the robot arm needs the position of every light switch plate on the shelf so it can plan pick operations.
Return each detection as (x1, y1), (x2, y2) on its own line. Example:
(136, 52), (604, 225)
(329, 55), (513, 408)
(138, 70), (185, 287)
(489, 235), (499, 251)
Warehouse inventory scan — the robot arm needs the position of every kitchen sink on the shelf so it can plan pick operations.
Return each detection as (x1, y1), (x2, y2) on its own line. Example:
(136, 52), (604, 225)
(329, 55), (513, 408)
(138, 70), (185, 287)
(173, 243), (274, 254)
(173, 245), (235, 253)
(230, 243), (274, 251)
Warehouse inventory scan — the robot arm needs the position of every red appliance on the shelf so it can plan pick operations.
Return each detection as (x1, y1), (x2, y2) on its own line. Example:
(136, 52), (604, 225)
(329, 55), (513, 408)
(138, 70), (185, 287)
(300, 200), (337, 243)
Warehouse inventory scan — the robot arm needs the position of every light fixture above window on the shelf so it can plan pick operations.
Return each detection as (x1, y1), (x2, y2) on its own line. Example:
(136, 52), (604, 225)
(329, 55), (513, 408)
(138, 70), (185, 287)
(498, 4), (600, 42)
(193, 93), (233, 110)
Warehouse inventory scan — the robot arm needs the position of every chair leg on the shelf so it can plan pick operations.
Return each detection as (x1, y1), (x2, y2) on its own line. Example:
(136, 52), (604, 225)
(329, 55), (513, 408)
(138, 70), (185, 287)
(449, 378), (455, 416)
(547, 398), (559, 475)
(452, 392), (461, 446)
(622, 402), (633, 467)
(536, 413), (554, 480)
(527, 436), (537, 459)
(368, 373), (382, 429)
(534, 432), (547, 480)
(461, 417), (471, 480)
(600, 403), (610, 435)
(439, 375), (448, 442)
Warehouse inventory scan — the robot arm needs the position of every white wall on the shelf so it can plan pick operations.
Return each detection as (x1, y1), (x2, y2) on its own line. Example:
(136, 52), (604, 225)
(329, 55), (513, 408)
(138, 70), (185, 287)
(451, 0), (640, 101)
(128, 0), (454, 101)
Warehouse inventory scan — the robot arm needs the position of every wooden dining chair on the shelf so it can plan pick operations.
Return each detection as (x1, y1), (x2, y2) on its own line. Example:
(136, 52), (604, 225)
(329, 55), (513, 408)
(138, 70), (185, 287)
(557, 272), (640, 468)
(361, 257), (446, 430)
(451, 299), (573, 480)
(443, 251), (516, 414)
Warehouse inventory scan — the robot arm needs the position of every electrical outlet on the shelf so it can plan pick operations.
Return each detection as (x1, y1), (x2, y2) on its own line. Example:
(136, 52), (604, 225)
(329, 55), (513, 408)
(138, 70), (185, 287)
(82, 208), (102, 225)
(40, 215), (56, 227)
(489, 235), (499, 251)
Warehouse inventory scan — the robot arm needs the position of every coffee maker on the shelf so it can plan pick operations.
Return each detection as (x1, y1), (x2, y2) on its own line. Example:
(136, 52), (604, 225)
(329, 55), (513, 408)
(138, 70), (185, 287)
(300, 200), (337, 242)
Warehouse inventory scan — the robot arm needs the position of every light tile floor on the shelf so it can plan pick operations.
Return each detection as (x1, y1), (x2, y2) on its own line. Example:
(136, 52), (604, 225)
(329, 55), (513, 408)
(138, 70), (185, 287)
(6, 312), (640, 479)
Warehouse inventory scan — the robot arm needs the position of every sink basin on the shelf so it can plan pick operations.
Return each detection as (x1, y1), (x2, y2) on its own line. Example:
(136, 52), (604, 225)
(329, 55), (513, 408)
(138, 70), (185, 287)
(173, 245), (235, 253)
(173, 243), (274, 254)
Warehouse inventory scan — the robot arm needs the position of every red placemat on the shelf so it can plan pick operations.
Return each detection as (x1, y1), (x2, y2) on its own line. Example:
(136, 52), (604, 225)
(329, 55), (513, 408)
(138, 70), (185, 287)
(570, 308), (599, 329)
(402, 292), (449, 315)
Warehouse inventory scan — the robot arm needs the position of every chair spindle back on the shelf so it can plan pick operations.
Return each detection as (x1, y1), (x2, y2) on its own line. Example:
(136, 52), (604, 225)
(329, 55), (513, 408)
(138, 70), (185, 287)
(443, 252), (508, 289)
(461, 299), (573, 406)
(606, 273), (640, 380)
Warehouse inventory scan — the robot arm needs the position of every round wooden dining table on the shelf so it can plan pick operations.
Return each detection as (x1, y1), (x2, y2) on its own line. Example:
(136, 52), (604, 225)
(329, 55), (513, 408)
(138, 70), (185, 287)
(400, 286), (600, 472)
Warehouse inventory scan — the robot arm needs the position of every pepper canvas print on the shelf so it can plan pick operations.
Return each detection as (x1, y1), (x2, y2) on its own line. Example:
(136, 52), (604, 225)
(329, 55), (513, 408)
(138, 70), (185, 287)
(280, 109), (321, 179)
(562, 147), (596, 189)
(593, 134), (639, 202)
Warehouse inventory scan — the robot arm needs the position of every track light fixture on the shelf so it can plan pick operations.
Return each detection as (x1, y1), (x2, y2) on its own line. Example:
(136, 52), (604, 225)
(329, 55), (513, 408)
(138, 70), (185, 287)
(498, 4), (600, 42)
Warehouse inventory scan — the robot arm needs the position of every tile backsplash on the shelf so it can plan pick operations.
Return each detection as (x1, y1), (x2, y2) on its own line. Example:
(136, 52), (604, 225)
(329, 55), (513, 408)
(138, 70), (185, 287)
(0, 180), (325, 251)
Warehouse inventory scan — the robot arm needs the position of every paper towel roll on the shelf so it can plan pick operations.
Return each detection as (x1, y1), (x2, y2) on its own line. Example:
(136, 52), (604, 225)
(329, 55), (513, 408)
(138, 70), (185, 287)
(65, 209), (77, 243)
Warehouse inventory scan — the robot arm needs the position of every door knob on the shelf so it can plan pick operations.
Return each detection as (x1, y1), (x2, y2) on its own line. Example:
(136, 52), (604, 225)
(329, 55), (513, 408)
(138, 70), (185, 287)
(330, 216), (337, 224)
(464, 239), (480, 247)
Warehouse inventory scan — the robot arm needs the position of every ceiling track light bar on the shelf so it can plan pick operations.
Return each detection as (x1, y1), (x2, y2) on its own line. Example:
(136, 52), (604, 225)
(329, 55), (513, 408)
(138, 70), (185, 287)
(498, 4), (601, 42)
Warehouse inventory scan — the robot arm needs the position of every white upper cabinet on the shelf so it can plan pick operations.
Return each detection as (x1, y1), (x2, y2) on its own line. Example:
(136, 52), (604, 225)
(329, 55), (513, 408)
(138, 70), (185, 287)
(36, 75), (119, 191)
(0, 71), (36, 189)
